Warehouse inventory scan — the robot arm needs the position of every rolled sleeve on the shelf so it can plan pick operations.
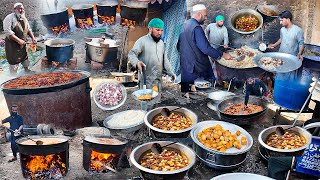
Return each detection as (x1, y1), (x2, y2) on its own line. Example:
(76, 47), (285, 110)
(3, 15), (15, 37)
(128, 39), (143, 67)
(297, 29), (304, 47)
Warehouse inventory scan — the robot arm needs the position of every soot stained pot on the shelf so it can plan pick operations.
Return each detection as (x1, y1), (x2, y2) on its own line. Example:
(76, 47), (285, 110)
(44, 38), (75, 63)
(40, 8), (69, 31)
(190, 121), (253, 170)
(230, 8), (263, 34)
(256, 5), (279, 23)
(120, 4), (147, 23)
(258, 125), (312, 161)
(72, 4), (94, 28)
(96, 1), (118, 20)
(130, 141), (196, 180)
(144, 106), (198, 138)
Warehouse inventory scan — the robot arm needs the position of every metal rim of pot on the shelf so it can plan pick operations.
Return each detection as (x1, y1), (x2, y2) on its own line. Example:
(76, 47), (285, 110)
(130, 141), (196, 175)
(230, 8), (264, 35)
(40, 7), (69, 16)
(96, 1), (119, 7)
(258, 125), (312, 153)
(211, 173), (274, 180)
(144, 106), (198, 134)
(71, 4), (93, 10)
(256, 5), (280, 18)
(216, 95), (268, 119)
(84, 134), (128, 145)
(190, 120), (254, 155)
(85, 38), (119, 48)
(1, 70), (90, 93)
(44, 38), (75, 47)
(16, 135), (69, 146)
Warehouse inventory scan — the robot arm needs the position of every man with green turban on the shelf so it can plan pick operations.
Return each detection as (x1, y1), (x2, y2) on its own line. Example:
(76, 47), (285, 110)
(128, 18), (175, 102)
(205, 15), (229, 81)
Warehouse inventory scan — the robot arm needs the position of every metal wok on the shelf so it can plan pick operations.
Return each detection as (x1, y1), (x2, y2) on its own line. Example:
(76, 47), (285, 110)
(217, 95), (268, 119)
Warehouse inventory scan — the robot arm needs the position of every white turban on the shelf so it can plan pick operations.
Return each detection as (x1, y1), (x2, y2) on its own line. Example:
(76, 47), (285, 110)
(192, 4), (206, 12)
(14, 2), (23, 9)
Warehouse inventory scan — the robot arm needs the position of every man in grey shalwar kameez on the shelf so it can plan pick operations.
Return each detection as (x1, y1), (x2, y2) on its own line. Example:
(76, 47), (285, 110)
(128, 18), (175, 103)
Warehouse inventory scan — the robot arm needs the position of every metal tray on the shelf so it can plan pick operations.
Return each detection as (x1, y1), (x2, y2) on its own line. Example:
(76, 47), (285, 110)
(254, 52), (302, 73)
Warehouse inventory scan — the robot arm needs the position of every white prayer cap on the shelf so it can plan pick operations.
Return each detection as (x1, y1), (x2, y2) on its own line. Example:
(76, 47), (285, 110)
(192, 4), (206, 12)
(14, 3), (23, 9)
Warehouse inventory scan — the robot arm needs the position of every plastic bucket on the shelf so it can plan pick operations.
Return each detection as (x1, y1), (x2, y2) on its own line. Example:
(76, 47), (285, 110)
(274, 72), (311, 110)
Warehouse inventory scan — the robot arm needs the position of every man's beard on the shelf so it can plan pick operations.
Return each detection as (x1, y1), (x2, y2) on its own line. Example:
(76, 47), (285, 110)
(11, 112), (17, 117)
(217, 24), (223, 27)
(15, 12), (25, 20)
(151, 33), (161, 43)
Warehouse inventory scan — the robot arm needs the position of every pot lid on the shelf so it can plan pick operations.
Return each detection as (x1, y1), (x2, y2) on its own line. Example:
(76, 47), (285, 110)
(84, 135), (127, 145)
(86, 38), (118, 48)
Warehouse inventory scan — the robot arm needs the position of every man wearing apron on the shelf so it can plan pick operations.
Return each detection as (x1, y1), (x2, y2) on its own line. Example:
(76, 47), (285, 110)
(3, 3), (36, 74)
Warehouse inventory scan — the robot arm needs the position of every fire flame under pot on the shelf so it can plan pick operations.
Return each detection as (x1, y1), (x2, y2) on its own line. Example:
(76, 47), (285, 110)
(83, 135), (128, 173)
(40, 8), (70, 36)
(16, 135), (69, 180)
(72, 4), (94, 29)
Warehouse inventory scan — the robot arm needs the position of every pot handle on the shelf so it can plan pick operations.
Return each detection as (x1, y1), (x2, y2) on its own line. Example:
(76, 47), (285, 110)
(205, 152), (216, 163)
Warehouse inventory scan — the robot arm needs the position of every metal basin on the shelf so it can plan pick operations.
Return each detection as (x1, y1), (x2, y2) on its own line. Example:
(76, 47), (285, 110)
(258, 125), (312, 160)
(217, 95), (268, 119)
(130, 141), (196, 180)
(230, 8), (263, 34)
(144, 106), (198, 138)
(190, 121), (253, 170)
(85, 38), (119, 65)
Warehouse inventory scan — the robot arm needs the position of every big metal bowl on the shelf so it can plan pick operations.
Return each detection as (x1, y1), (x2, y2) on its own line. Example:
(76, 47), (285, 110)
(258, 125), (312, 158)
(144, 106), (198, 138)
(103, 110), (147, 134)
(230, 8), (263, 34)
(190, 121), (253, 170)
(130, 141), (196, 180)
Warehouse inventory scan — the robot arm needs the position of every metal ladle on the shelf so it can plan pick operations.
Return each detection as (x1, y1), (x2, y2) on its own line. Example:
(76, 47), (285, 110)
(160, 107), (183, 118)
(7, 128), (43, 145)
(150, 142), (178, 154)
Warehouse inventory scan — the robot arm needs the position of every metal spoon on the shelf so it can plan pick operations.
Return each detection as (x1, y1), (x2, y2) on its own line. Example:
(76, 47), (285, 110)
(234, 55), (246, 62)
(7, 128), (43, 145)
(150, 142), (178, 155)
(160, 107), (182, 118)
(275, 126), (296, 136)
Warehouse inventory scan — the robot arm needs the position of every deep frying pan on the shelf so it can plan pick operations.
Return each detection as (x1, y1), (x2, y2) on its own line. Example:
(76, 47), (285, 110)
(217, 95), (268, 119)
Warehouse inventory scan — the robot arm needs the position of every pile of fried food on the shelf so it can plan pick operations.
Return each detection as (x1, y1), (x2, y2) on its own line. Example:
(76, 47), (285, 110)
(198, 124), (247, 152)
(140, 149), (189, 171)
(219, 46), (261, 68)
(3, 72), (81, 89)
(266, 131), (306, 149)
(137, 94), (152, 100)
(260, 57), (284, 71)
(152, 112), (192, 131)
(235, 15), (259, 32)
(224, 103), (264, 115)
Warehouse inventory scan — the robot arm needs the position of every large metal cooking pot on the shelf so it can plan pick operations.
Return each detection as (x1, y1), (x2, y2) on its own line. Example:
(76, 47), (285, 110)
(144, 106), (198, 138)
(110, 72), (136, 83)
(190, 121), (253, 170)
(86, 38), (119, 65)
(217, 95), (268, 119)
(72, 4), (94, 28)
(44, 38), (75, 63)
(16, 135), (69, 156)
(130, 141), (196, 180)
(303, 44), (320, 72)
(96, 1), (118, 24)
(40, 8), (69, 31)
(258, 125), (312, 161)
(256, 5), (279, 23)
(230, 8), (263, 34)
(1, 70), (92, 130)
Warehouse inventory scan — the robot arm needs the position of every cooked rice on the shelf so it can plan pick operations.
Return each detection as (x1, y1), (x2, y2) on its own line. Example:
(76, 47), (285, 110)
(106, 110), (146, 128)
(218, 46), (261, 68)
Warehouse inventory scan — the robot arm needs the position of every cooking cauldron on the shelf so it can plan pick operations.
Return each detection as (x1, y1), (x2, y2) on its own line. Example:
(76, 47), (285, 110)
(96, 1), (118, 24)
(44, 38), (75, 63)
(230, 8), (263, 34)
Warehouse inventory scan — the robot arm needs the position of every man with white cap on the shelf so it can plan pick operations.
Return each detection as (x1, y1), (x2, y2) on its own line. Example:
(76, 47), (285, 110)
(178, 4), (232, 99)
(3, 3), (36, 74)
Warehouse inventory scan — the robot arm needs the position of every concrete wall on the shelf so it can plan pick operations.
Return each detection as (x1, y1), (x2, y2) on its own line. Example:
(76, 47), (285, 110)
(187, 0), (320, 45)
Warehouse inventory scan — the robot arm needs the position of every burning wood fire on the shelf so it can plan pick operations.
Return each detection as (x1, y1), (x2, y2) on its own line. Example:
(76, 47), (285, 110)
(21, 152), (67, 179)
(98, 15), (115, 25)
(51, 23), (69, 36)
(121, 18), (136, 29)
(90, 150), (120, 173)
(76, 17), (94, 29)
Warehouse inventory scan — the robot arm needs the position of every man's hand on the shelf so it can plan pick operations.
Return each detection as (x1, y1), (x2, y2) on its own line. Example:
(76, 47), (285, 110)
(18, 39), (26, 46)
(223, 44), (229, 49)
(137, 61), (146, 72)
(268, 44), (276, 49)
(32, 38), (37, 44)
(171, 74), (176, 82)
(297, 54), (303, 61)
(222, 52), (233, 60)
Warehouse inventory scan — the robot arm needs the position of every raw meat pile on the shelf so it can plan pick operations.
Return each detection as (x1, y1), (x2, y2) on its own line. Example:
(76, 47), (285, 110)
(97, 83), (123, 106)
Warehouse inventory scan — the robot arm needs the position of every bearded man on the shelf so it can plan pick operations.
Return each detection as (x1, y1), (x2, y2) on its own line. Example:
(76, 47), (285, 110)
(3, 2), (36, 74)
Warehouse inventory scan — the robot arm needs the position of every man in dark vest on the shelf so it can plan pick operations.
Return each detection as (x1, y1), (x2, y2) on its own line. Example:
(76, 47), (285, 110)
(178, 4), (232, 99)
(3, 3), (36, 74)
